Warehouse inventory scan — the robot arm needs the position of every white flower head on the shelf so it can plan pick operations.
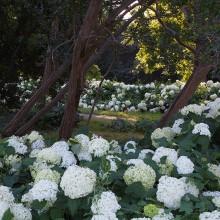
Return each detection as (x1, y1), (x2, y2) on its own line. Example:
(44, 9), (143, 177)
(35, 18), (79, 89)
(60, 165), (96, 199)
(152, 147), (178, 165)
(157, 176), (186, 209)
(27, 131), (43, 144)
(34, 169), (60, 184)
(180, 177), (199, 197)
(91, 191), (121, 215)
(37, 148), (61, 165)
(0, 185), (15, 204)
(123, 163), (156, 189)
(176, 156), (194, 174)
(172, 119), (184, 134)
(199, 210), (220, 220)
(7, 136), (28, 155)
(88, 137), (110, 157)
(192, 123), (211, 138)
(0, 201), (10, 220)
(180, 104), (204, 116)
(10, 203), (32, 220)
(91, 213), (119, 220)
(151, 127), (175, 148)
(22, 180), (58, 203)
(31, 139), (45, 150)
(138, 149), (154, 160)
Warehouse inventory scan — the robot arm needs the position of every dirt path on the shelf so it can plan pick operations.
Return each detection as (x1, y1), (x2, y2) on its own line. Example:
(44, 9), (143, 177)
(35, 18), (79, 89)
(79, 113), (137, 122)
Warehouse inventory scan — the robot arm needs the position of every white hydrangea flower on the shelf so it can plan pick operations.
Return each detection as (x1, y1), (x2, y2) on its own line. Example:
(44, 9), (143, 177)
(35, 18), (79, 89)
(31, 139), (45, 150)
(27, 131), (43, 144)
(138, 149), (154, 160)
(88, 137), (110, 157)
(37, 148), (61, 165)
(126, 159), (145, 166)
(124, 141), (137, 151)
(152, 147), (178, 165)
(151, 127), (175, 147)
(30, 161), (51, 178)
(60, 151), (77, 168)
(212, 197), (220, 208)
(157, 176), (186, 209)
(199, 210), (220, 220)
(152, 209), (174, 220)
(180, 177), (199, 197)
(172, 119), (184, 134)
(91, 191), (121, 215)
(60, 165), (96, 199)
(51, 141), (69, 152)
(106, 155), (121, 172)
(202, 191), (220, 208)
(74, 134), (90, 148)
(208, 164), (220, 179)
(180, 104), (204, 116)
(109, 140), (122, 154)
(73, 134), (92, 161)
(192, 123), (211, 138)
(0, 185), (15, 204)
(77, 150), (92, 162)
(203, 191), (220, 197)
(91, 213), (119, 220)
(0, 201), (9, 219)
(205, 98), (220, 119)
(7, 136), (28, 155)
(176, 156), (194, 174)
(34, 169), (60, 184)
(123, 163), (156, 189)
(10, 203), (32, 220)
(22, 180), (58, 203)
(131, 218), (150, 220)
(29, 149), (41, 158)
(5, 154), (21, 170)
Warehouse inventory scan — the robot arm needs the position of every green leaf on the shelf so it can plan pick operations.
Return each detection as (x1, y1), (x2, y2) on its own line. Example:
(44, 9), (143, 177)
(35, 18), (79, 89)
(3, 175), (19, 187)
(125, 182), (148, 199)
(67, 199), (81, 217)
(180, 199), (194, 214)
(22, 158), (36, 167)
(32, 200), (48, 211)
(2, 209), (14, 220)
(50, 208), (64, 219)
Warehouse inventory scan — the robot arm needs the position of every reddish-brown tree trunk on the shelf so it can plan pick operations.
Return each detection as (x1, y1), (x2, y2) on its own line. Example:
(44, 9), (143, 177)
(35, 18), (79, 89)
(2, 56), (71, 137)
(158, 64), (212, 127)
(59, 0), (103, 139)
(15, 85), (68, 136)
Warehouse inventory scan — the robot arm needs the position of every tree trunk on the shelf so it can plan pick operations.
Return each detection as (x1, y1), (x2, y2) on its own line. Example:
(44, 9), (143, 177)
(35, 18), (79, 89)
(2, 56), (71, 137)
(158, 64), (212, 127)
(15, 85), (68, 136)
(59, 0), (103, 139)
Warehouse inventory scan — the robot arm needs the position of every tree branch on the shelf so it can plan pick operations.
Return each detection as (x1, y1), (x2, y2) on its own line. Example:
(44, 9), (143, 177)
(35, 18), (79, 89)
(149, 7), (196, 54)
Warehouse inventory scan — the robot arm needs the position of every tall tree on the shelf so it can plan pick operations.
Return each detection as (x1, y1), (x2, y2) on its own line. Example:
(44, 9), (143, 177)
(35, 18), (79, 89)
(2, 0), (156, 138)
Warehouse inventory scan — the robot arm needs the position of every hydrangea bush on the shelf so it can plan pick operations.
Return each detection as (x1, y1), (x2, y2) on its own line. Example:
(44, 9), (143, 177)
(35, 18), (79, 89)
(0, 98), (220, 219)
(15, 78), (220, 113)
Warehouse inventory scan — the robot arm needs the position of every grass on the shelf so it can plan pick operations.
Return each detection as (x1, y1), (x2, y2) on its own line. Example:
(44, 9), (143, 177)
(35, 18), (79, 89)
(79, 108), (162, 122)
(0, 109), (161, 142)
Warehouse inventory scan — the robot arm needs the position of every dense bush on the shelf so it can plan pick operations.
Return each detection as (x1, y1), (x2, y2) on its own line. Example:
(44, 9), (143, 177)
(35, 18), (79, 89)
(11, 78), (220, 115)
(0, 98), (220, 219)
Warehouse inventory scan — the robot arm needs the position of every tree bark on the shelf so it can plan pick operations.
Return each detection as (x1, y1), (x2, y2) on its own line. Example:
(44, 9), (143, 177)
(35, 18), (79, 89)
(15, 85), (68, 136)
(158, 64), (212, 127)
(59, 0), (103, 139)
(2, 56), (71, 137)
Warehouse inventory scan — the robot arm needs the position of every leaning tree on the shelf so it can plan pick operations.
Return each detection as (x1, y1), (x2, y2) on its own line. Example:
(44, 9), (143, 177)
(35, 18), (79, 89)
(125, 0), (220, 126)
(2, 0), (156, 139)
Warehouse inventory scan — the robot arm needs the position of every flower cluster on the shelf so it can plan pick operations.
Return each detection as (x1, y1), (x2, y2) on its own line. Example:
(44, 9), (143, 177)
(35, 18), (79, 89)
(0, 98), (219, 219)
